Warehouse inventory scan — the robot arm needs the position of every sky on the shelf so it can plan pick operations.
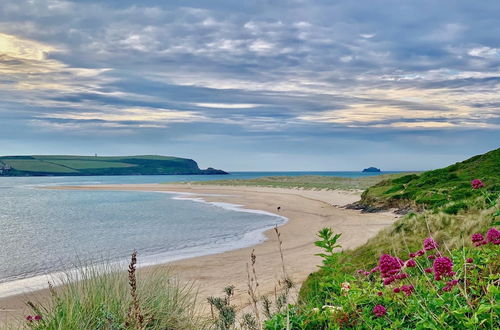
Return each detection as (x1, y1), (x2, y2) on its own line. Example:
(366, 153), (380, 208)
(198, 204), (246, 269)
(0, 0), (499, 171)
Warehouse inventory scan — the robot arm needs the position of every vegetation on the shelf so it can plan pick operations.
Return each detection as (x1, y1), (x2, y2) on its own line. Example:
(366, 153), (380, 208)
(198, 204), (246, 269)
(267, 225), (499, 329)
(0, 155), (227, 176)
(356, 148), (500, 211)
(195, 173), (412, 191)
(21, 253), (204, 329)
(266, 148), (500, 329)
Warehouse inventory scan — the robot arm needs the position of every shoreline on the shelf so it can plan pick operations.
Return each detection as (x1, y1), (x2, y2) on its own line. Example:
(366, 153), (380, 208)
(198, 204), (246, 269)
(0, 184), (398, 325)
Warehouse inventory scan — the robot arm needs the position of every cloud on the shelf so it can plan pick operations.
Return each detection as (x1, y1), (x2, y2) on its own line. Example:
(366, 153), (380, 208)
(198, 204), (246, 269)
(0, 0), (499, 169)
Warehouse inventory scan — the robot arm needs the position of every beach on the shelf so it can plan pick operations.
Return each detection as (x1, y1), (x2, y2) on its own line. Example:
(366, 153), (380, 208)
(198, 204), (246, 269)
(0, 184), (398, 325)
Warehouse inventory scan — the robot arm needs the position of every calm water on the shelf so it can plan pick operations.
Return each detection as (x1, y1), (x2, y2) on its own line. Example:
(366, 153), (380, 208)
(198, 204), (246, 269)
(0, 171), (400, 297)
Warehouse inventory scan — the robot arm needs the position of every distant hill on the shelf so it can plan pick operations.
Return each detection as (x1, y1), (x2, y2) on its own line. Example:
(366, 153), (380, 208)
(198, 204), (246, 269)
(355, 148), (500, 211)
(0, 155), (227, 176)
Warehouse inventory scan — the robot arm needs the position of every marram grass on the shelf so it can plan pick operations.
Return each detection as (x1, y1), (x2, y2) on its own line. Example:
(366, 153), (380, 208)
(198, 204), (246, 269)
(16, 255), (205, 330)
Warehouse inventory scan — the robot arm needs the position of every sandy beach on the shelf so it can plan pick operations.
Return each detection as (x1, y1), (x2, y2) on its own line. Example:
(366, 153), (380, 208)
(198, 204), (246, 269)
(0, 184), (398, 325)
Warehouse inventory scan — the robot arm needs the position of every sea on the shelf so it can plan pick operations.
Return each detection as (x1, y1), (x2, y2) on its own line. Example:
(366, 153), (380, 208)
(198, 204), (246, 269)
(0, 171), (402, 298)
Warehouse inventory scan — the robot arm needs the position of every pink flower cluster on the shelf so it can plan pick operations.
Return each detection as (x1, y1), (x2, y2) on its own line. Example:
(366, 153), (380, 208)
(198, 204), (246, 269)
(393, 284), (414, 296)
(471, 179), (484, 189)
(26, 315), (42, 322)
(373, 304), (387, 317)
(423, 237), (438, 251)
(442, 279), (459, 292)
(433, 257), (455, 281)
(471, 228), (500, 246)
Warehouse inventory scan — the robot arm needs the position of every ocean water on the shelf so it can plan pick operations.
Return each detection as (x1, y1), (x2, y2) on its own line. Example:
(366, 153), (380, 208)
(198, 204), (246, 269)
(0, 171), (401, 297)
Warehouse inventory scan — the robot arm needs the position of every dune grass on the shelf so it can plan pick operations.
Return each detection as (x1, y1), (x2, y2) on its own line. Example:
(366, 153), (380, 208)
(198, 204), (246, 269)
(193, 173), (412, 191)
(17, 255), (205, 330)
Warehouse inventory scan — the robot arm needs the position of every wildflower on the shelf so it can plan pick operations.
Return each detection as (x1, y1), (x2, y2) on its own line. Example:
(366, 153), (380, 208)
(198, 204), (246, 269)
(383, 276), (396, 285)
(471, 233), (484, 243)
(26, 316), (33, 322)
(373, 304), (387, 317)
(401, 284), (414, 296)
(416, 249), (425, 257)
(466, 258), (473, 263)
(409, 252), (416, 258)
(393, 287), (401, 293)
(486, 228), (500, 244)
(427, 254), (436, 260)
(423, 237), (438, 251)
(341, 282), (350, 295)
(323, 305), (342, 312)
(379, 254), (402, 278)
(424, 267), (433, 273)
(395, 273), (409, 280)
(471, 179), (484, 189)
(34, 315), (42, 321)
(370, 266), (380, 273)
(442, 279), (459, 292)
(377, 291), (383, 296)
(405, 259), (417, 268)
(433, 257), (454, 280)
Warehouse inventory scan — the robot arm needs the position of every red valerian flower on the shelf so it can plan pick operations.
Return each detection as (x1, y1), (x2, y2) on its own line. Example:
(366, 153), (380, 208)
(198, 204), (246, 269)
(409, 252), (416, 258)
(486, 228), (500, 244)
(373, 304), (387, 317)
(393, 287), (401, 293)
(423, 237), (438, 251)
(466, 258), (473, 263)
(34, 315), (42, 321)
(26, 316), (33, 322)
(424, 267), (433, 273)
(471, 233), (484, 243)
(401, 284), (414, 296)
(416, 249), (425, 257)
(377, 291), (383, 296)
(433, 257), (454, 280)
(427, 254), (436, 260)
(405, 259), (417, 267)
(471, 179), (484, 189)
(378, 254), (403, 278)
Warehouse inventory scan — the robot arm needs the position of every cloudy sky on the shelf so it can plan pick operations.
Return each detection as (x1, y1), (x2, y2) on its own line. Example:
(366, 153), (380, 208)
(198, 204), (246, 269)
(0, 0), (499, 171)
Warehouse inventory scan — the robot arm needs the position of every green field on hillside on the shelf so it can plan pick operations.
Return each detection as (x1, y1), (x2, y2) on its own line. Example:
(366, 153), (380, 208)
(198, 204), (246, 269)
(0, 155), (227, 176)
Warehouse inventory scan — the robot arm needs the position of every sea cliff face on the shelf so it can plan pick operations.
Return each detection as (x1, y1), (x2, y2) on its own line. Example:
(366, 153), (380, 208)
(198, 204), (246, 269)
(0, 155), (228, 176)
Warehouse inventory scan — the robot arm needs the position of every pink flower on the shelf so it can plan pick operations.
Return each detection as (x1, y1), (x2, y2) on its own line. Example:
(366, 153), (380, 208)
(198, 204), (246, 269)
(26, 316), (33, 322)
(423, 237), (438, 251)
(383, 276), (396, 285)
(466, 258), (473, 263)
(34, 315), (42, 321)
(427, 254), (436, 260)
(395, 273), (409, 280)
(433, 257), (454, 280)
(401, 284), (414, 296)
(416, 249), (425, 257)
(405, 259), (417, 268)
(409, 252), (416, 258)
(377, 291), (383, 296)
(393, 287), (401, 293)
(471, 179), (484, 189)
(371, 266), (380, 273)
(379, 254), (402, 278)
(442, 279), (459, 292)
(373, 304), (387, 317)
(486, 228), (500, 244)
(424, 267), (433, 273)
(471, 233), (484, 243)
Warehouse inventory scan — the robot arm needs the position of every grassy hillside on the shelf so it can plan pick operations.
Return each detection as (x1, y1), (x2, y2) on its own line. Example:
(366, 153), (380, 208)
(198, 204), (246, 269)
(0, 155), (227, 176)
(264, 148), (500, 328)
(195, 173), (413, 191)
(356, 148), (500, 212)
